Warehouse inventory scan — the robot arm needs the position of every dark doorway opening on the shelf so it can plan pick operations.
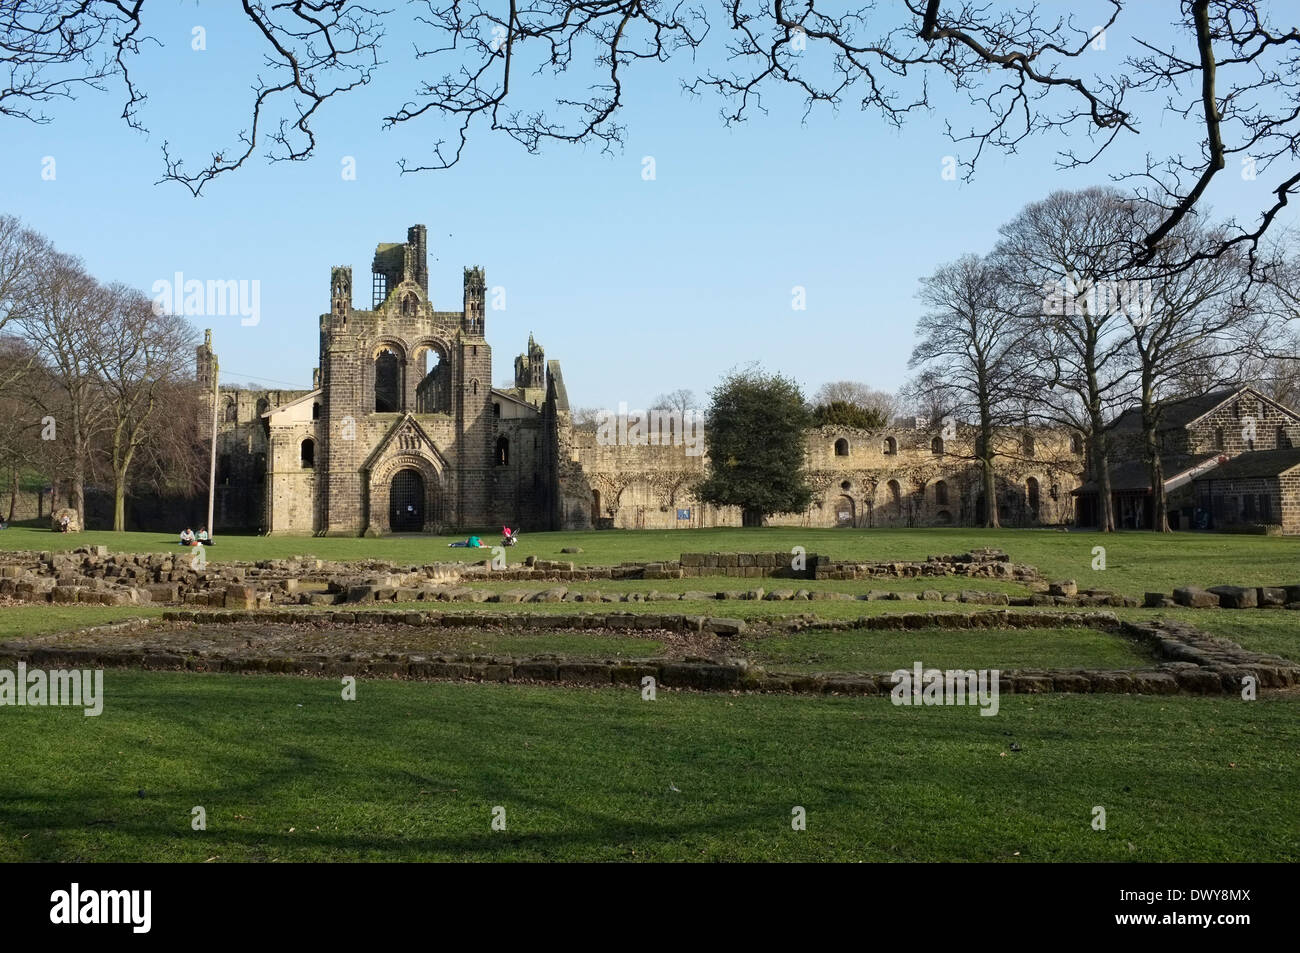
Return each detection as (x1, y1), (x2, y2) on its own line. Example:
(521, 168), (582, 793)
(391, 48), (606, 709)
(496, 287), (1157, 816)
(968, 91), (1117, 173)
(389, 469), (424, 531)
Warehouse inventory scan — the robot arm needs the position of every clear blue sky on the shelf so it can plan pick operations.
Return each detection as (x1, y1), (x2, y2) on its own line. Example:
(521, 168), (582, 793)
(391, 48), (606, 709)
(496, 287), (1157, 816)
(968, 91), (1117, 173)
(0, 2), (1288, 408)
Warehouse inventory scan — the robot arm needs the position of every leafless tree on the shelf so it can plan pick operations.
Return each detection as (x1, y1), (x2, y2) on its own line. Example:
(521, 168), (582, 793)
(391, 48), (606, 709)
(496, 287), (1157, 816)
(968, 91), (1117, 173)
(89, 285), (198, 530)
(1121, 213), (1264, 531)
(13, 250), (111, 524)
(651, 388), (697, 415)
(4, 2), (1297, 280)
(909, 254), (1030, 527)
(0, 216), (48, 386)
(570, 405), (603, 428)
(994, 187), (1141, 532)
(813, 381), (896, 423)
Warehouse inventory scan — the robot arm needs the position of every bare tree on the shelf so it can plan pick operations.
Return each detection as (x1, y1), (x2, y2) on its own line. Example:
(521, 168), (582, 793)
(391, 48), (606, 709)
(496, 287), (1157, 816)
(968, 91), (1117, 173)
(14, 251), (110, 524)
(570, 406), (604, 428)
(0, 216), (48, 386)
(4, 2), (1298, 280)
(994, 187), (1140, 532)
(813, 381), (896, 426)
(910, 254), (1029, 528)
(1123, 215), (1264, 531)
(651, 388), (697, 415)
(89, 286), (198, 531)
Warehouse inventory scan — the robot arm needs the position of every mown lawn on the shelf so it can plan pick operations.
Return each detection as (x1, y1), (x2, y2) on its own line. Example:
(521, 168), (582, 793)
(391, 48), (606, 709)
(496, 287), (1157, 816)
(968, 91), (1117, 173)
(3, 525), (1298, 598)
(0, 605), (167, 642)
(0, 670), (1295, 862)
(749, 626), (1153, 673)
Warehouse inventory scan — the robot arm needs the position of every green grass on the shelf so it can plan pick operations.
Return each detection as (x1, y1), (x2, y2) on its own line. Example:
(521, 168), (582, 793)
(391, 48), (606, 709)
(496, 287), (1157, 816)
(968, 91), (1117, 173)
(748, 626), (1153, 674)
(1120, 609), (1300, 663)
(0, 670), (1295, 862)
(0, 605), (166, 642)
(444, 574), (1030, 596)
(4, 525), (1298, 598)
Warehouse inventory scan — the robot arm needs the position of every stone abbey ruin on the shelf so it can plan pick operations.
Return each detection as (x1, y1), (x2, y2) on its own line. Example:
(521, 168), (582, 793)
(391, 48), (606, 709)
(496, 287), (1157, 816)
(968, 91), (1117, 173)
(203, 225), (1300, 536)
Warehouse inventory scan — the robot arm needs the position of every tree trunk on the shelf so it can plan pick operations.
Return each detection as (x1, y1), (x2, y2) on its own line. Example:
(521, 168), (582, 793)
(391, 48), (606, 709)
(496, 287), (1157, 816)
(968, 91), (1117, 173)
(1143, 406), (1170, 532)
(7, 468), (17, 522)
(1140, 381), (1171, 533)
(71, 413), (86, 527)
(978, 402), (999, 528)
(982, 453), (999, 528)
(1092, 425), (1115, 533)
(113, 468), (127, 532)
(742, 507), (764, 527)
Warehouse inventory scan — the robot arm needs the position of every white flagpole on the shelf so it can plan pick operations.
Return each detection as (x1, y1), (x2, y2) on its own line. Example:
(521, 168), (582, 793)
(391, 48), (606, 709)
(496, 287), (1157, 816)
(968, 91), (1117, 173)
(207, 335), (218, 541)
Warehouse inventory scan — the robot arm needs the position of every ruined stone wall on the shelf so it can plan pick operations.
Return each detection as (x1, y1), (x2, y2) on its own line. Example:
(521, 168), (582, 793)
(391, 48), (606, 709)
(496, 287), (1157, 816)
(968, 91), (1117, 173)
(556, 420), (1083, 530)
(490, 414), (546, 530)
(315, 257), (497, 535)
(211, 388), (311, 530)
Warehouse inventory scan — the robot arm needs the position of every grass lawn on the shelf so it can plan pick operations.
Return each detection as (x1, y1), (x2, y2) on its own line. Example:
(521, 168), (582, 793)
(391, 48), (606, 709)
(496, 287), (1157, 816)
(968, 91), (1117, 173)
(0, 670), (1295, 862)
(1126, 609), (1300, 663)
(0, 605), (166, 642)
(748, 626), (1153, 673)
(4, 525), (1298, 598)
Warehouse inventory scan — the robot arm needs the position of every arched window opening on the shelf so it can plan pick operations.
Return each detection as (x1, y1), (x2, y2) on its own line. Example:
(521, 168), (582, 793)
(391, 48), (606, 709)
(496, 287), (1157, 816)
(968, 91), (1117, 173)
(1022, 432), (1036, 457)
(935, 480), (949, 505)
(887, 479), (901, 506)
(495, 435), (509, 466)
(883, 436), (897, 455)
(834, 438), (849, 456)
(301, 438), (315, 469)
(1027, 476), (1040, 513)
(931, 436), (944, 456)
(416, 347), (450, 414)
(402, 293), (417, 316)
(375, 349), (401, 412)
(493, 402), (501, 418)
(312, 402), (320, 420)
(224, 399), (237, 423)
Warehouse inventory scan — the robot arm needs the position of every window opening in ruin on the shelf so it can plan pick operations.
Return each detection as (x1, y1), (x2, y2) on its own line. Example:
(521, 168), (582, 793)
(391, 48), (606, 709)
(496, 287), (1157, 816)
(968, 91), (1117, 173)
(375, 350), (401, 412)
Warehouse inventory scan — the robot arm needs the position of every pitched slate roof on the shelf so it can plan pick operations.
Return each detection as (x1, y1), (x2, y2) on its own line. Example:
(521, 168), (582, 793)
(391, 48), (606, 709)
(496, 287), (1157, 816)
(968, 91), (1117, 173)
(1111, 388), (1240, 432)
(1192, 449), (1300, 481)
(1073, 455), (1222, 495)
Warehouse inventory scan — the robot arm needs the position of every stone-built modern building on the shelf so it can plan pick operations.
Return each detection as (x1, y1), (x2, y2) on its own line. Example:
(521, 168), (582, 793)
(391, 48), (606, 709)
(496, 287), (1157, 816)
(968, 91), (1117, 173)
(1190, 448), (1300, 535)
(1073, 386), (1300, 530)
(198, 224), (1294, 536)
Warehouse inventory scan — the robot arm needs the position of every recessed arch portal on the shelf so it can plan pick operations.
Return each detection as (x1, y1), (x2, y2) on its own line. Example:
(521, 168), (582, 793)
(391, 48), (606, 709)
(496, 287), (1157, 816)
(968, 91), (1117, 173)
(389, 468), (425, 532)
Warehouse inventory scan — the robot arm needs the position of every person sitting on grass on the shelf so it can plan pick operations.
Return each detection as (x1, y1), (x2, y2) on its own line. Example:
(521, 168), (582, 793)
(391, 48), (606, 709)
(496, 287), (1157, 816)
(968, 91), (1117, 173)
(180, 527), (195, 545)
(447, 534), (484, 548)
(196, 527), (210, 544)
